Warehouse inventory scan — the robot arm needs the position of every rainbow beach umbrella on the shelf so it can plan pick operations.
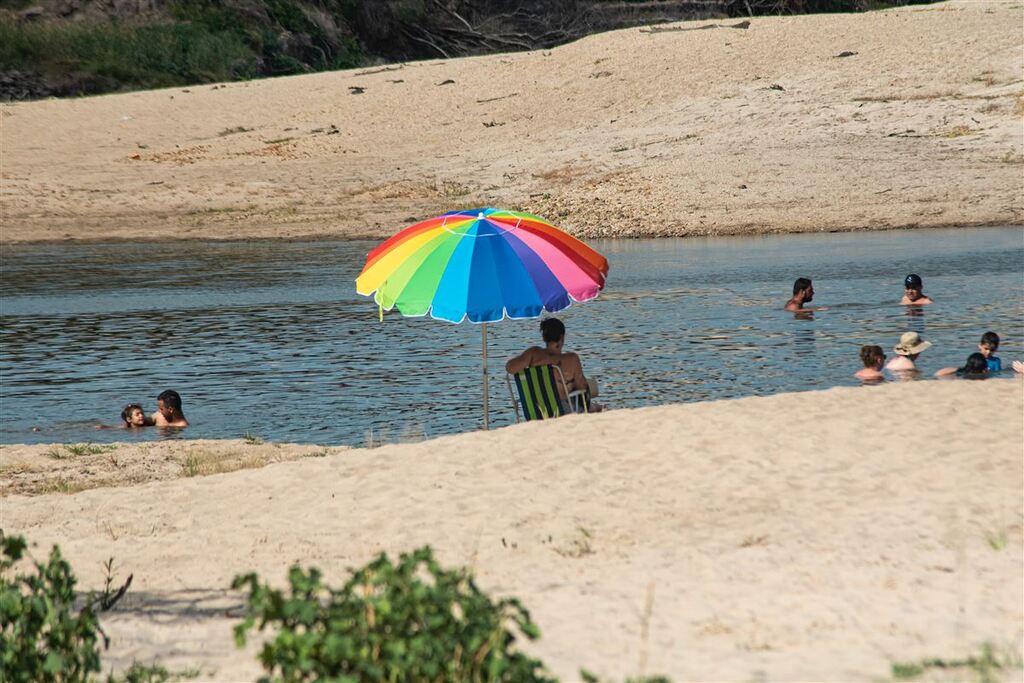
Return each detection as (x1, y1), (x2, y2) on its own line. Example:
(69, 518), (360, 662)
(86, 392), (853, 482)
(356, 208), (609, 428)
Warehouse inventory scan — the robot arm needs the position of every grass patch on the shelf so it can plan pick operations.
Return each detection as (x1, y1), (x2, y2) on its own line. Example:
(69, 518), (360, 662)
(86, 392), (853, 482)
(985, 528), (1008, 551)
(0, 18), (254, 91)
(66, 443), (116, 456)
(46, 443), (115, 459)
(180, 449), (265, 478)
(554, 526), (595, 558)
(217, 126), (252, 136)
(242, 432), (264, 445)
(112, 661), (203, 683)
(939, 125), (979, 138)
(181, 454), (202, 477)
(891, 643), (1021, 682)
(439, 180), (473, 198)
(39, 477), (90, 494)
(0, 0), (362, 97)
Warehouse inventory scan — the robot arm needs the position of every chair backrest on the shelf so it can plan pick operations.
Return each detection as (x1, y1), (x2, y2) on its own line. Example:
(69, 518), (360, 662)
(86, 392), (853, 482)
(510, 365), (566, 421)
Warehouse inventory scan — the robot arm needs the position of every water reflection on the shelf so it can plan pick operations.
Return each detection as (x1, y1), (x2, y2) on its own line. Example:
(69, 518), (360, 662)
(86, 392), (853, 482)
(1, 227), (1022, 445)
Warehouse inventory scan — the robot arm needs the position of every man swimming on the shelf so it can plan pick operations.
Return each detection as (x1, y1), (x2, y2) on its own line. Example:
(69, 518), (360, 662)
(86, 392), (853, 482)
(900, 273), (933, 305)
(784, 277), (828, 313)
(152, 389), (189, 427)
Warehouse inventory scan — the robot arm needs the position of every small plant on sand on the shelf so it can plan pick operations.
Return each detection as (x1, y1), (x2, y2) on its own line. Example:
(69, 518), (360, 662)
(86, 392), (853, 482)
(181, 454), (202, 477)
(242, 432), (265, 445)
(985, 528), (1008, 551)
(938, 125), (978, 138)
(65, 443), (116, 457)
(231, 546), (554, 682)
(111, 661), (203, 683)
(581, 672), (672, 683)
(0, 533), (131, 683)
(890, 643), (1020, 682)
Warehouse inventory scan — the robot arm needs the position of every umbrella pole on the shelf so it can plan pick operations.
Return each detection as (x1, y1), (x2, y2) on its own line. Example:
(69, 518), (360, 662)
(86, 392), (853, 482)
(482, 322), (490, 430)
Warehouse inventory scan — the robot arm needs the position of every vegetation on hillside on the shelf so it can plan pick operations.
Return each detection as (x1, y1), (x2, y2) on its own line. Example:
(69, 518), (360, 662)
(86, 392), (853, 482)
(0, 0), (933, 100)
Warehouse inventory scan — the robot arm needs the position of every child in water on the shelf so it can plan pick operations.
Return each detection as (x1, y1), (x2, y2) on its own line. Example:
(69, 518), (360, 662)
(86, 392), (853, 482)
(855, 345), (886, 382)
(978, 331), (1002, 372)
(95, 403), (152, 429)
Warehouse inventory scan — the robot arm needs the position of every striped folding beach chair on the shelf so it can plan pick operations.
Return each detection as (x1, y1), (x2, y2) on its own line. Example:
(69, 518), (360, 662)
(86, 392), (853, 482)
(506, 365), (588, 423)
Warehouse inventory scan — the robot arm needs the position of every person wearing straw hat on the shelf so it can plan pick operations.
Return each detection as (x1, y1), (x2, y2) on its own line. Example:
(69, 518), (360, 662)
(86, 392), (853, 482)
(885, 332), (932, 372)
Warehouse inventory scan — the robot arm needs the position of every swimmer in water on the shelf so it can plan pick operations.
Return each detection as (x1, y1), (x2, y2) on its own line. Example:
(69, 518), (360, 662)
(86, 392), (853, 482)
(935, 352), (989, 379)
(885, 331), (931, 373)
(152, 389), (189, 427)
(784, 277), (829, 313)
(854, 345), (886, 382)
(900, 274), (933, 305)
(95, 403), (152, 429)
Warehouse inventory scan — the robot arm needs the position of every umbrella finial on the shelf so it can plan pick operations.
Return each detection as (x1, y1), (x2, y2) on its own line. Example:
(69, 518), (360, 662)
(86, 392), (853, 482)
(477, 212), (485, 220)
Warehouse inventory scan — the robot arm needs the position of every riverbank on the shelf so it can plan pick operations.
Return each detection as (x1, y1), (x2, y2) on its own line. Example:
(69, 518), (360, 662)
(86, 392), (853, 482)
(3, 379), (1022, 680)
(2, 0), (1022, 244)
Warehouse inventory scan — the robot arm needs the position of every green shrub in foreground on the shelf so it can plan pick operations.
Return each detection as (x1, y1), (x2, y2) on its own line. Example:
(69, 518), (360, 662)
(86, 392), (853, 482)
(0, 533), (107, 683)
(232, 546), (555, 682)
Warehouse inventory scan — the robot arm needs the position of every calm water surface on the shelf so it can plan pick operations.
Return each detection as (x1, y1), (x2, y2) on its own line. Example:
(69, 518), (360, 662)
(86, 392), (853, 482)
(2, 227), (1022, 445)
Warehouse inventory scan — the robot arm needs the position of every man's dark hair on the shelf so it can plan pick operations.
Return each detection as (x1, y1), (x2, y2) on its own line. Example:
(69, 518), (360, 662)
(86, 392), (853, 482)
(960, 352), (989, 377)
(157, 390), (182, 411)
(793, 278), (812, 296)
(540, 318), (565, 343)
(981, 331), (1000, 350)
(121, 403), (144, 424)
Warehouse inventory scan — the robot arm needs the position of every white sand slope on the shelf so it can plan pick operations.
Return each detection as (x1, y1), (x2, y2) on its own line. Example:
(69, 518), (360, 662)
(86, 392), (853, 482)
(2, 0), (1022, 243)
(3, 379), (1022, 681)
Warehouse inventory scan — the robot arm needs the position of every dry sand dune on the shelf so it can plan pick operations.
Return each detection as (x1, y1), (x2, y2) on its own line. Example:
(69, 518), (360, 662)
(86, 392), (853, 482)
(2, 0), (1022, 243)
(3, 379), (1022, 681)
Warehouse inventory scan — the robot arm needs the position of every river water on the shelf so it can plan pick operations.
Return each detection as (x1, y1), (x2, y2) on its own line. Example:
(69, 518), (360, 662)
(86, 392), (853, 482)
(2, 227), (1021, 446)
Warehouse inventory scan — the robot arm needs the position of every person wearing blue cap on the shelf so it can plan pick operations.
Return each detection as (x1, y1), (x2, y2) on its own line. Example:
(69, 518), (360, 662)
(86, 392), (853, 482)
(900, 274), (933, 305)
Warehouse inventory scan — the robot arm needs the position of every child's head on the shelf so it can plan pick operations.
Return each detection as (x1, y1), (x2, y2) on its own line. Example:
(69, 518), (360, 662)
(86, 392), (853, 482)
(961, 352), (989, 378)
(859, 345), (885, 370)
(121, 403), (146, 427)
(979, 331), (1000, 357)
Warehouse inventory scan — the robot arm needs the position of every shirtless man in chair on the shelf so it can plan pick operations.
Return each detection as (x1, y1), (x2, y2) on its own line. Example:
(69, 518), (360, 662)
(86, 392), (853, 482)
(506, 318), (598, 409)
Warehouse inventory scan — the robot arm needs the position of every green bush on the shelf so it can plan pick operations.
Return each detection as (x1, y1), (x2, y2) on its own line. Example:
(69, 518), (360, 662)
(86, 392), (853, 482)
(232, 546), (555, 683)
(0, 533), (107, 683)
(0, 18), (254, 89)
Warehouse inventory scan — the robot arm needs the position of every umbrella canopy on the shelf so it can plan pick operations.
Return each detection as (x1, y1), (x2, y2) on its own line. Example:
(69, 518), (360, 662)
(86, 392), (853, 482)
(356, 208), (608, 322)
(356, 208), (609, 430)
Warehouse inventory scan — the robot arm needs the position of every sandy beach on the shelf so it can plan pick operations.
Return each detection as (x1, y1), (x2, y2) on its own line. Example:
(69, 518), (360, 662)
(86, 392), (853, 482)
(2, 0), (1022, 244)
(3, 379), (1022, 681)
